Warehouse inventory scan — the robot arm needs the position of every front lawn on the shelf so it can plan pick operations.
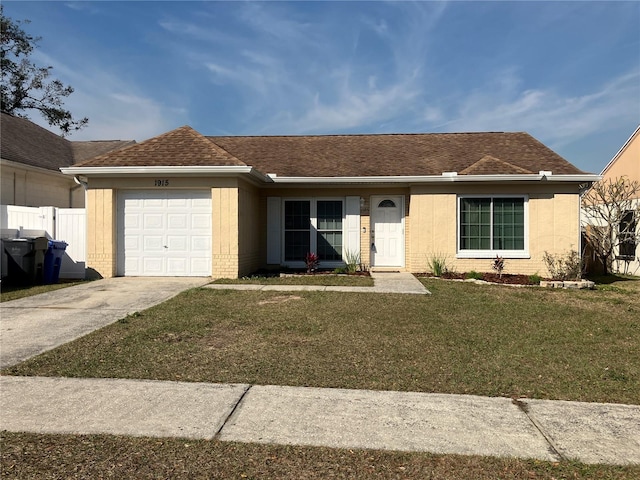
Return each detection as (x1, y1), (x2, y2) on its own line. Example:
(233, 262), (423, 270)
(2, 432), (638, 480)
(5, 277), (638, 404)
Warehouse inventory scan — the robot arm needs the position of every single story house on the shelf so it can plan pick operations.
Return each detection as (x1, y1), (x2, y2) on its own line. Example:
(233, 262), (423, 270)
(584, 125), (639, 275)
(1, 111), (134, 208)
(61, 126), (599, 279)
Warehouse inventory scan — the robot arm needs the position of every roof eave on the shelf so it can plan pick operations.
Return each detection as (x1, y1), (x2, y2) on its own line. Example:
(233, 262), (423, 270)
(60, 165), (273, 183)
(268, 174), (602, 184)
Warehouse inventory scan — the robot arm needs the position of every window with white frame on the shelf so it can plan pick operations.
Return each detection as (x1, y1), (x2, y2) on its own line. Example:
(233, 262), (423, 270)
(283, 199), (344, 263)
(458, 196), (527, 257)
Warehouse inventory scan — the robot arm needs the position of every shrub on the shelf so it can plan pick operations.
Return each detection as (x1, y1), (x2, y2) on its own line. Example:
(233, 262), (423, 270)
(343, 249), (361, 274)
(491, 256), (505, 278)
(543, 250), (582, 281)
(466, 271), (483, 280)
(528, 273), (543, 285)
(428, 253), (450, 277)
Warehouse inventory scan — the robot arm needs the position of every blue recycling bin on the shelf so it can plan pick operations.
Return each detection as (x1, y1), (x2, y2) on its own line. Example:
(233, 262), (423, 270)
(43, 240), (68, 284)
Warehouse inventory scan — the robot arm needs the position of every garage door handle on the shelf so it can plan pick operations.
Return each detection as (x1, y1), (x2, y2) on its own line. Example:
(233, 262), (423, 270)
(164, 245), (168, 249)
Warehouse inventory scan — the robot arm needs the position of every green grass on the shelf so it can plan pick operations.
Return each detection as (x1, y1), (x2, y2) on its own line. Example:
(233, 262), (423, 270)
(0, 280), (88, 303)
(212, 274), (374, 286)
(5, 277), (639, 404)
(2, 432), (638, 479)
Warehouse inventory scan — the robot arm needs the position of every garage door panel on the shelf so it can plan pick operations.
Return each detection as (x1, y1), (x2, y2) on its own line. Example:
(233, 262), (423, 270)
(190, 258), (211, 276)
(143, 257), (163, 274)
(167, 214), (188, 229)
(143, 214), (164, 229)
(167, 236), (188, 251)
(143, 198), (164, 208)
(191, 213), (211, 230)
(144, 236), (164, 251)
(191, 236), (210, 252)
(118, 190), (212, 276)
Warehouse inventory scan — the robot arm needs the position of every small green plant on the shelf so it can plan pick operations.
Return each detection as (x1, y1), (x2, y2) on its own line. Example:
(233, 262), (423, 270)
(343, 249), (361, 274)
(305, 252), (319, 274)
(466, 271), (483, 280)
(543, 250), (582, 281)
(332, 267), (347, 274)
(528, 273), (542, 284)
(428, 253), (450, 277)
(492, 256), (505, 278)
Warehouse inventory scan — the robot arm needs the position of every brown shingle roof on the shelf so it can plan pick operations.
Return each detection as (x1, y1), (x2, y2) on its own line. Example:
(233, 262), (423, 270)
(1, 112), (75, 170)
(69, 125), (587, 177)
(1, 112), (134, 171)
(72, 140), (136, 163)
(459, 155), (534, 175)
(74, 126), (246, 167)
(209, 132), (585, 176)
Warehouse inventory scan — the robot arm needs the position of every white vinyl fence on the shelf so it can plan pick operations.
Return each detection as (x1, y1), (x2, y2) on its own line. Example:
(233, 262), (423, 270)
(1, 205), (86, 279)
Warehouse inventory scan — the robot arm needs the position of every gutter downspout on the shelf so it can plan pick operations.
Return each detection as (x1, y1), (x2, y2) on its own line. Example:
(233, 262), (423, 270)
(71, 175), (89, 208)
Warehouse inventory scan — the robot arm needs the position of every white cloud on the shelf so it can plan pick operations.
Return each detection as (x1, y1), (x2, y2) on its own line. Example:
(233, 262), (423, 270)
(436, 69), (640, 148)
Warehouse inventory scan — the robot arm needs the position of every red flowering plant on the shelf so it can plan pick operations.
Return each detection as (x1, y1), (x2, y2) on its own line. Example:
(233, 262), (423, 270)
(305, 252), (319, 274)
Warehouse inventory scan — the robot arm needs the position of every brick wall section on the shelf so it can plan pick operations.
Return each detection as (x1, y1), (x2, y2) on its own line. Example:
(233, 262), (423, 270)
(212, 186), (239, 279)
(86, 189), (116, 277)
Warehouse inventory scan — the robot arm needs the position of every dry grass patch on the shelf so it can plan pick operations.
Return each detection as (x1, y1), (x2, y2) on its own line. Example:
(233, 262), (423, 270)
(2, 432), (638, 480)
(4, 277), (639, 403)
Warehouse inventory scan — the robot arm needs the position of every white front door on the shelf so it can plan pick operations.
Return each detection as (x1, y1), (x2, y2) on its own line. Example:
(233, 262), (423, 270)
(371, 195), (404, 267)
(117, 190), (212, 276)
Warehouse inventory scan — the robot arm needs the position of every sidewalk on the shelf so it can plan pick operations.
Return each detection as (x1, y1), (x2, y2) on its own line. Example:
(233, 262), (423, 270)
(204, 271), (431, 295)
(1, 376), (638, 465)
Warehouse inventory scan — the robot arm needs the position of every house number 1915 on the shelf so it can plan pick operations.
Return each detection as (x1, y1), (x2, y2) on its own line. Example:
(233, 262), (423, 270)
(154, 179), (170, 187)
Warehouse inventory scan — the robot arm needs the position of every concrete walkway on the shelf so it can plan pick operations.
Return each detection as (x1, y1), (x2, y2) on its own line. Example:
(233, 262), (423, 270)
(2, 275), (639, 465)
(204, 271), (430, 295)
(1, 376), (639, 465)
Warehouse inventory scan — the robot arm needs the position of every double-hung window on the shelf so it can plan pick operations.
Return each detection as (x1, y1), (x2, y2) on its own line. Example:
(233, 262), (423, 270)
(283, 199), (344, 264)
(458, 196), (528, 257)
(618, 210), (637, 260)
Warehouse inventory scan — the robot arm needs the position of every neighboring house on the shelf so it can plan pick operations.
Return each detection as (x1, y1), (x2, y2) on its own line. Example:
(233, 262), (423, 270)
(61, 126), (599, 279)
(1, 112), (134, 208)
(587, 125), (640, 275)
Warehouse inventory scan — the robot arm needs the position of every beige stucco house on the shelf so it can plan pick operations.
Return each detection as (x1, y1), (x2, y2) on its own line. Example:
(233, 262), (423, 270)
(591, 125), (640, 274)
(61, 126), (599, 279)
(1, 112), (134, 208)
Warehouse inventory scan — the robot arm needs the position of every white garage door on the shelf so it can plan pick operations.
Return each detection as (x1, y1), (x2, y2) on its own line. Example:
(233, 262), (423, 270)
(117, 190), (212, 276)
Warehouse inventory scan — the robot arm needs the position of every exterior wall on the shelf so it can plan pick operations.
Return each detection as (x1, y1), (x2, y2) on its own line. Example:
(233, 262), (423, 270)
(211, 180), (239, 279)
(588, 128), (640, 275)
(1, 161), (84, 208)
(601, 129), (640, 198)
(409, 183), (582, 277)
(80, 177), (584, 278)
(238, 180), (263, 277)
(86, 188), (116, 278)
(259, 186), (410, 271)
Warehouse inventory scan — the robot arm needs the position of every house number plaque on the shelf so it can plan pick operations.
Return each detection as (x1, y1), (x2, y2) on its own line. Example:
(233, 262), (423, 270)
(154, 179), (170, 187)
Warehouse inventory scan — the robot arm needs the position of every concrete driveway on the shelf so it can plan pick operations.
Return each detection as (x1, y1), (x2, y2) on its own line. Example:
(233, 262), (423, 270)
(0, 277), (209, 369)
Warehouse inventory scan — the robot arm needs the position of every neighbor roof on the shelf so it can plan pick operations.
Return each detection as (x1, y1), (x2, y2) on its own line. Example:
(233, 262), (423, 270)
(71, 124), (588, 177)
(0, 112), (134, 171)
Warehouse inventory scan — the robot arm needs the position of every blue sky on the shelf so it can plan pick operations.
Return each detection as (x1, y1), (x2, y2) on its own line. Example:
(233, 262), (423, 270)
(3, 1), (639, 173)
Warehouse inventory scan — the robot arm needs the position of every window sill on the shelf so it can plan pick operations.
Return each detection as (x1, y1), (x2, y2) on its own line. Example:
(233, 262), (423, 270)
(456, 252), (530, 260)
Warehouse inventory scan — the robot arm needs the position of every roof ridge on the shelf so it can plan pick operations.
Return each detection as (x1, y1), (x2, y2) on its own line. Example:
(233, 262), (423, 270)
(207, 131), (517, 139)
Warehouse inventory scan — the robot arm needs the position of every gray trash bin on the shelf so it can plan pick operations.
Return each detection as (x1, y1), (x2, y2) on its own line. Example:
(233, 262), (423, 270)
(2, 237), (48, 285)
